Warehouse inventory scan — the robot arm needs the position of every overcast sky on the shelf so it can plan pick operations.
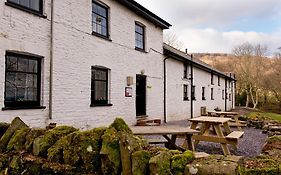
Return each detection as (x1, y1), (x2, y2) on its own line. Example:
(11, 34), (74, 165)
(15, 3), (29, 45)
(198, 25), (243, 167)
(135, 0), (281, 55)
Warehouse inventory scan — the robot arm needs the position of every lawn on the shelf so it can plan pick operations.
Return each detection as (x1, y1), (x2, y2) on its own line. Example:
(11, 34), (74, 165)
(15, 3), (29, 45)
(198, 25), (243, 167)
(246, 112), (281, 122)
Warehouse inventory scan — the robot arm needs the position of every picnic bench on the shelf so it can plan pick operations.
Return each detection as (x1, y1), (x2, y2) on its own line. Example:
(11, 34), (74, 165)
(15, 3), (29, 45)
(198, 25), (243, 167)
(131, 125), (199, 151)
(207, 111), (246, 131)
(189, 117), (244, 155)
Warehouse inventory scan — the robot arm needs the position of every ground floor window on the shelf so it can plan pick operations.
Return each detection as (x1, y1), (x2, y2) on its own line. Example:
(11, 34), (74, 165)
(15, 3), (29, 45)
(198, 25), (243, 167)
(4, 51), (41, 108)
(183, 84), (189, 101)
(211, 88), (214, 100)
(202, 87), (206, 100)
(191, 85), (196, 100)
(91, 66), (109, 105)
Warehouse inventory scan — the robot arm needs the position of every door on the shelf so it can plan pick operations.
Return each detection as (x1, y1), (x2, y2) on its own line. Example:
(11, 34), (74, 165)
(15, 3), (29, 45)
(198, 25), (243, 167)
(136, 74), (146, 117)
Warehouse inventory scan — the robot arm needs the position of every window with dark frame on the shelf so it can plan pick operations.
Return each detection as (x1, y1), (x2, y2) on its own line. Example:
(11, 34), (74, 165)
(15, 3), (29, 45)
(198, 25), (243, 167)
(222, 90), (225, 100)
(229, 93), (232, 101)
(135, 23), (145, 50)
(92, 1), (109, 38)
(191, 85), (196, 100)
(218, 76), (220, 86)
(183, 84), (189, 101)
(91, 66), (109, 105)
(202, 87), (206, 100)
(4, 52), (41, 108)
(6, 0), (43, 14)
(211, 88), (214, 100)
(211, 73), (214, 85)
(183, 63), (188, 79)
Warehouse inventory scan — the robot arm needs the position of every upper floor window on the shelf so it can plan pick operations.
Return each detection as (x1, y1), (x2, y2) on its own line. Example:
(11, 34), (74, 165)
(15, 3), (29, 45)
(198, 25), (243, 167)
(202, 87), (206, 100)
(211, 73), (214, 85)
(135, 23), (145, 50)
(92, 1), (109, 38)
(183, 84), (189, 101)
(7, 0), (43, 14)
(183, 63), (188, 79)
(91, 66), (111, 106)
(4, 52), (41, 108)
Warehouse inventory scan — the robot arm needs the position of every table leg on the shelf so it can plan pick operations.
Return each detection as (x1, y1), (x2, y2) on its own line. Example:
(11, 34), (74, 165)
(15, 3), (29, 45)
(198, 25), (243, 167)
(185, 134), (195, 151)
(194, 123), (210, 146)
(213, 124), (231, 155)
(222, 123), (232, 135)
(234, 115), (243, 131)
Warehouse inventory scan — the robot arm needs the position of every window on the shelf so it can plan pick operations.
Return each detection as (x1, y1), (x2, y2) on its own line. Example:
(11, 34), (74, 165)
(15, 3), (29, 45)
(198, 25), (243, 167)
(4, 52), (41, 108)
(222, 90), (225, 100)
(92, 1), (109, 38)
(218, 76), (220, 86)
(211, 88), (214, 100)
(229, 94), (232, 101)
(191, 86), (196, 100)
(6, 0), (43, 14)
(91, 66), (110, 105)
(211, 73), (214, 85)
(183, 85), (189, 101)
(183, 63), (188, 79)
(135, 23), (145, 50)
(202, 87), (206, 100)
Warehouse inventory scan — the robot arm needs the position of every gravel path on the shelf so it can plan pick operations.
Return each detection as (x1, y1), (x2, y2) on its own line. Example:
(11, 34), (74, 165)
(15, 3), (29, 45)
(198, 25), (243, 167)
(145, 119), (268, 158)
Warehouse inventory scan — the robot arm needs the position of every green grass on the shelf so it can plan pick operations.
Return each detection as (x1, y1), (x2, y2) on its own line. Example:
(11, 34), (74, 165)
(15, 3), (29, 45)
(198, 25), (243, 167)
(246, 112), (281, 122)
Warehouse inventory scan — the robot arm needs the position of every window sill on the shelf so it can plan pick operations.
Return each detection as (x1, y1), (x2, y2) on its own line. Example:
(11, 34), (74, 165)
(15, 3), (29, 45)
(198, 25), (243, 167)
(135, 47), (147, 53)
(183, 98), (189, 101)
(92, 32), (112, 42)
(5, 2), (47, 18)
(90, 104), (113, 107)
(2, 106), (46, 111)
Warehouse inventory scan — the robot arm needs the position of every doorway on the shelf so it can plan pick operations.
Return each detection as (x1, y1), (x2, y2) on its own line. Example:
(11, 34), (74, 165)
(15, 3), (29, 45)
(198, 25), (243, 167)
(136, 74), (146, 117)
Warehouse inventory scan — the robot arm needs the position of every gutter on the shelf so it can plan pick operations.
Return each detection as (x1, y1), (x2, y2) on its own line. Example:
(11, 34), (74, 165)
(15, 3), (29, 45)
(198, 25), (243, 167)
(163, 56), (171, 123)
(49, 0), (54, 119)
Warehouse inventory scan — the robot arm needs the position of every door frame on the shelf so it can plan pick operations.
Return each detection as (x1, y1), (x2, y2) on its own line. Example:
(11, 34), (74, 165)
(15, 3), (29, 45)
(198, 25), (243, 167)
(136, 74), (147, 117)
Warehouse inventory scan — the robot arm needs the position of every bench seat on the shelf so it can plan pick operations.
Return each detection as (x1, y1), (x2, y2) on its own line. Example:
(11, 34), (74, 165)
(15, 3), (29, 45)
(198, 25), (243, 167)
(226, 131), (244, 140)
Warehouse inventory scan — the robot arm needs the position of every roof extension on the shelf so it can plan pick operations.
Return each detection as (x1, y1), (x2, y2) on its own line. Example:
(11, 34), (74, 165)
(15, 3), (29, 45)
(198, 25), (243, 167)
(117, 0), (172, 29)
(163, 43), (236, 80)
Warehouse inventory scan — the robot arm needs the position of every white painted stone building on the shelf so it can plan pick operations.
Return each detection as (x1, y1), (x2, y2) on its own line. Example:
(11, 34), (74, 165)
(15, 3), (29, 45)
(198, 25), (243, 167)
(0, 0), (235, 128)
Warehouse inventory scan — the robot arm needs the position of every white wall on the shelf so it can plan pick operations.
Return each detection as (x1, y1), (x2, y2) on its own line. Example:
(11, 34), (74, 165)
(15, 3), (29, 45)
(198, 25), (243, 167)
(0, 0), (165, 129)
(0, 0), (51, 127)
(166, 58), (235, 121)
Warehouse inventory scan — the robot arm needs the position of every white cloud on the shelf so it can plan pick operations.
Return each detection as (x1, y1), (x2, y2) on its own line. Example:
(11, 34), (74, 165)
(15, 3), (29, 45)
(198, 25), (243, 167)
(170, 28), (281, 54)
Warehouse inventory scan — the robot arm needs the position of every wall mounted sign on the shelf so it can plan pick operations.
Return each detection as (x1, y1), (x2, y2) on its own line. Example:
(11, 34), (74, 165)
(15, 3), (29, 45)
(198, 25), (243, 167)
(125, 87), (133, 97)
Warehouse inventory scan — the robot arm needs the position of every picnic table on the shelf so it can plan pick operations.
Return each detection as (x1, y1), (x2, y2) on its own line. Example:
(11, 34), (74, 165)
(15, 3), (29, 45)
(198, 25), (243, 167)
(207, 111), (245, 131)
(131, 125), (199, 151)
(188, 117), (244, 155)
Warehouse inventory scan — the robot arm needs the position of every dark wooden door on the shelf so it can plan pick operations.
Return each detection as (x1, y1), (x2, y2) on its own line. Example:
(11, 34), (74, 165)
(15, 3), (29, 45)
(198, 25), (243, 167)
(136, 74), (146, 117)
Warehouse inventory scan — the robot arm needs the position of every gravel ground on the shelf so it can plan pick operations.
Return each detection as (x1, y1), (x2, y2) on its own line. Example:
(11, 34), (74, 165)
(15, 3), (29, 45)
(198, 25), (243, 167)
(145, 119), (268, 158)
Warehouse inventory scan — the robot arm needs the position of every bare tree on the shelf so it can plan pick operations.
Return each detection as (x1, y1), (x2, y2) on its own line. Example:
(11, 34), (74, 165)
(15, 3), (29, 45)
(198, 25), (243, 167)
(164, 32), (184, 50)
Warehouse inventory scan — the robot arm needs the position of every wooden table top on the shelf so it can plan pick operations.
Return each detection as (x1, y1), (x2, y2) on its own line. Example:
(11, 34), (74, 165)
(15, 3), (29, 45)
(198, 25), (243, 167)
(188, 116), (231, 124)
(208, 111), (238, 115)
(131, 125), (199, 135)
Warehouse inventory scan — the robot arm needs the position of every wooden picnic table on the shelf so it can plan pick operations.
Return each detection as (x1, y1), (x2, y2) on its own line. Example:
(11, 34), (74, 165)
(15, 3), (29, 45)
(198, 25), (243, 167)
(131, 125), (199, 151)
(188, 117), (244, 155)
(207, 111), (245, 131)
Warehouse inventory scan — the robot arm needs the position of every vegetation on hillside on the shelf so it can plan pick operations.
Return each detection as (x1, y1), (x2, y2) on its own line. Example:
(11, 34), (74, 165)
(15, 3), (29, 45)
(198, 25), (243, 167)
(198, 43), (281, 113)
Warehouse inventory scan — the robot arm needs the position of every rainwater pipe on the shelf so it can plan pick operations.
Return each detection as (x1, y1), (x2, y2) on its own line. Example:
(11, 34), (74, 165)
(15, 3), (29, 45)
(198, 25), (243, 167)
(49, 0), (54, 119)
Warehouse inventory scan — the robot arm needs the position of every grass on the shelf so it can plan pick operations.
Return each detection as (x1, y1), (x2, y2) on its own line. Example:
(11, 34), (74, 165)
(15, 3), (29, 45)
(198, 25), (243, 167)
(246, 112), (281, 122)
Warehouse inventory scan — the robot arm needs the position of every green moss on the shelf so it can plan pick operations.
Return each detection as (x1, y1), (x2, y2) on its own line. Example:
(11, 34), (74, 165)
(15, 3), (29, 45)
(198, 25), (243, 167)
(6, 128), (31, 152)
(0, 123), (10, 138)
(109, 118), (132, 134)
(169, 150), (182, 155)
(9, 155), (22, 174)
(100, 127), (121, 175)
(246, 112), (281, 122)
(267, 135), (281, 143)
(149, 151), (172, 175)
(132, 150), (151, 175)
(25, 129), (46, 153)
(42, 162), (75, 175)
(239, 158), (280, 175)
(34, 126), (77, 157)
(0, 154), (9, 170)
(171, 151), (195, 175)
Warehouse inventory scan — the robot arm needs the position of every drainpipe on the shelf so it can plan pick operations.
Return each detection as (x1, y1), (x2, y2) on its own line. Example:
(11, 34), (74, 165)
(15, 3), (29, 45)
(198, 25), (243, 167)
(49, 0), (54, 119)
(225, 78), (227, 111)
(190, 54), (194, 118)
(164, 56), (171, 123)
